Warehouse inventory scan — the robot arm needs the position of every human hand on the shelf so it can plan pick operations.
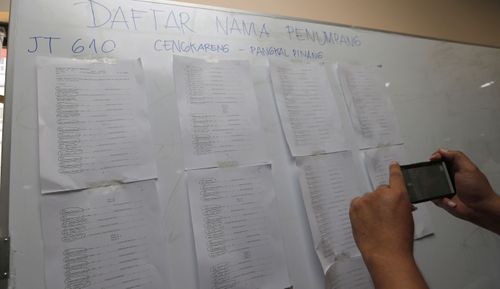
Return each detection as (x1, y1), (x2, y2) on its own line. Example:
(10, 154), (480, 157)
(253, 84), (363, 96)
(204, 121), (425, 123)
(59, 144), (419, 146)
(430, 148), (497, 221)
(349, 162), (428, 289)
(430, 149), (500, 234)
(349, 162), (414, 264)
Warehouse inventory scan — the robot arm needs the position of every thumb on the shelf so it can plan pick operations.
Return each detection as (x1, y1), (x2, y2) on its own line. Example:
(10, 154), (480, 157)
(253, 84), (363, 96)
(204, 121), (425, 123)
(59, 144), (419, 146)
(434, 197), (473, 221)
(434, 197), (457, 209)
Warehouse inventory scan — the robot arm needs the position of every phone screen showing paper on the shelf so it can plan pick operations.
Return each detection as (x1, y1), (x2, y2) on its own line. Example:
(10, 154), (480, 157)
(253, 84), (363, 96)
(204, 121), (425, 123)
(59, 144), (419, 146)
(401, 161), (455, 203)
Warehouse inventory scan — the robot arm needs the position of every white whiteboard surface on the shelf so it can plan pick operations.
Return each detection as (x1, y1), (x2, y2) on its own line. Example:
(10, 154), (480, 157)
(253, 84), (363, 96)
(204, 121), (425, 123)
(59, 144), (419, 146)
(4, 1), (500, 289)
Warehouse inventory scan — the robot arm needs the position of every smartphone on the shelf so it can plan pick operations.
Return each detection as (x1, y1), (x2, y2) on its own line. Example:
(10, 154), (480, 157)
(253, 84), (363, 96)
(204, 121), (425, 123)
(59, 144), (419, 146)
(400, 160), (455, 204)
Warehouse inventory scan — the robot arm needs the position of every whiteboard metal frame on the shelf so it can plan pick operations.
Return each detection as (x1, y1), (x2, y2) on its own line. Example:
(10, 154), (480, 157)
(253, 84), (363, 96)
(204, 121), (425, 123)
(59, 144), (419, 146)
(0, 0), (15, 286)
(2, 1), (500, 289)
(136, 0), (499, 49)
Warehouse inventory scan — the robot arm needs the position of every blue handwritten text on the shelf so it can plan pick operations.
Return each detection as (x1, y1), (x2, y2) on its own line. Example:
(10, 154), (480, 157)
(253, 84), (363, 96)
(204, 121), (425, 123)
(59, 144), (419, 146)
(27, 36), (61, 54)
(154, 40), (229, 54)
(250, 46), (323, 60)
(74, 0), (195, 33)
(215, 16), (269, 39)
(286, 25), (361, 47)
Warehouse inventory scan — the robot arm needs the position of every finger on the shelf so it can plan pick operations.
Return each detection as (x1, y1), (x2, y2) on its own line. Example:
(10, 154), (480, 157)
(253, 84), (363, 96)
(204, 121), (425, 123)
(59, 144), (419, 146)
(431, 149), (441, 155)
(388, 161), (406, 191)
(432, 199), (444, 208)
(349, 196), (364, 217)
(350, 196), (361, 205)
(433, 197), (456, 209)
(441, 197), (457, 208)
(437, 148), (476, 171)
(375, 184), (389, 191)
(430, 152), (442, 161)
(436, 197), (463, 219)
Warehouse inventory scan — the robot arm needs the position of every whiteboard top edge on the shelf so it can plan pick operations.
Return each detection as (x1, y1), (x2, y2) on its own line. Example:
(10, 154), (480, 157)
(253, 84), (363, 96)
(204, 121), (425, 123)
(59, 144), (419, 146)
(133, 0), (500, 49)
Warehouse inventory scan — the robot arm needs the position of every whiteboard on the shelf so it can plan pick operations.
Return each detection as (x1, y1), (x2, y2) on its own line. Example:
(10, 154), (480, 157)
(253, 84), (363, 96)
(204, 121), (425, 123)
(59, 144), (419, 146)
(4, 0), (500, 288)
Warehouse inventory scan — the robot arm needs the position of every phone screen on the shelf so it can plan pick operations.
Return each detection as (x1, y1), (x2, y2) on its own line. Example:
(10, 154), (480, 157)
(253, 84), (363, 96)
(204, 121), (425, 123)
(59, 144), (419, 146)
(401, 161), (455, 203)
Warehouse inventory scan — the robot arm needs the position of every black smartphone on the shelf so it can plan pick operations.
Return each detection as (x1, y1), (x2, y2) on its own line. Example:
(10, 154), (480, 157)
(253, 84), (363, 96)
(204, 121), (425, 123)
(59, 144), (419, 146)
(400, 160), (455, 204)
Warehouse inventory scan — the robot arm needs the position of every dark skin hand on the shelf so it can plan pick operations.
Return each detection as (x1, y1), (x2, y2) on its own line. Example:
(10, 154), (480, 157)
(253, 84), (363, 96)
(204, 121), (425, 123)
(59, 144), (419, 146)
(349, 149), (500, 289)
(350, 162), (429, 289)
(430, 148), (500, 235)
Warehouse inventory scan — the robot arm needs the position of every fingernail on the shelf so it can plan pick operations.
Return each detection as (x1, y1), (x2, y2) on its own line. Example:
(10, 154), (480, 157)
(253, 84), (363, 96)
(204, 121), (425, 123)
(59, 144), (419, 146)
(445, 199), (457, 208)
(440, 148), (448, 153)
(431, 153), (439, 159)
(390, 161), (398, 165)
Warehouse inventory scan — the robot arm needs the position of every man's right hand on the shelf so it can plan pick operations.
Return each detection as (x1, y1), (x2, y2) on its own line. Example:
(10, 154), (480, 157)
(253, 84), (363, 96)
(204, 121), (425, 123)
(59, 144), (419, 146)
(349, 162), (429, 289)
(430, 148), (500, 234)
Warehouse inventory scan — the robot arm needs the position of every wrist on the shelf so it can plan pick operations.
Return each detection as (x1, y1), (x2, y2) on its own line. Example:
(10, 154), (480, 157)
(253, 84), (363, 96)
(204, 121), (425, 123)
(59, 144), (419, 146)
(467, 193), (500, 234)
(468, 192), (500, 221)
(362, 251), (428, 289)
(362, 250), (415, 270)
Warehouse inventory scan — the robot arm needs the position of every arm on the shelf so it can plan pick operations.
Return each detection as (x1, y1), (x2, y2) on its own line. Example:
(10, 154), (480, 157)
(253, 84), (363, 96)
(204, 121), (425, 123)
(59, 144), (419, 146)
(349, 162), (429, 289)
(431, 148), (500, 235)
